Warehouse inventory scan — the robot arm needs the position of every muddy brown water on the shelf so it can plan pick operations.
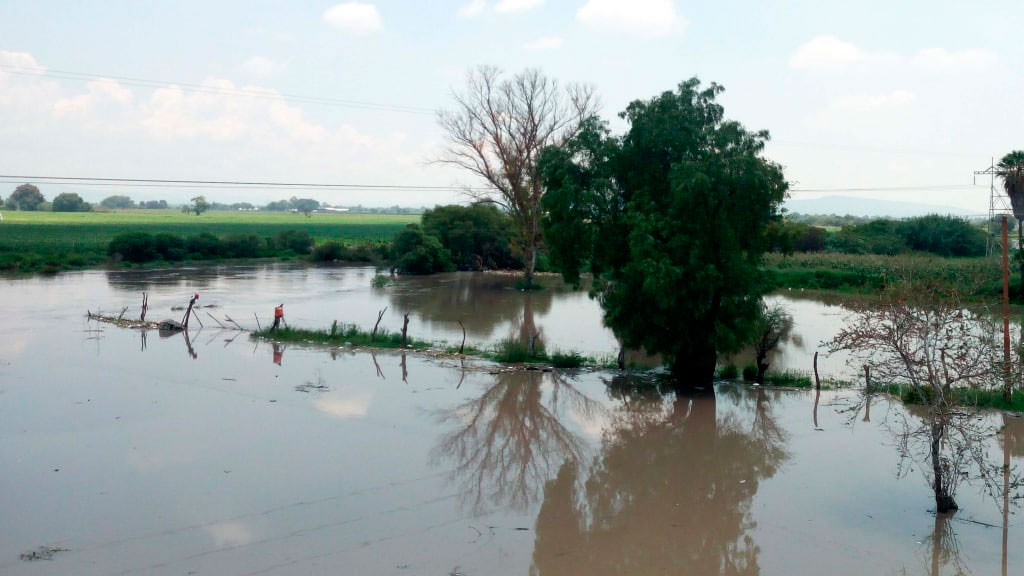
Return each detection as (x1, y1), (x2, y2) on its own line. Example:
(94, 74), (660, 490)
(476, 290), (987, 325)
(0, 264), (1019, 575)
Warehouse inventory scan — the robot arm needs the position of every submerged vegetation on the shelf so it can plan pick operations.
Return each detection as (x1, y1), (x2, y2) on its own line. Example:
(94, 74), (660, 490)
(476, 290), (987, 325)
(252, 324), (431, 351)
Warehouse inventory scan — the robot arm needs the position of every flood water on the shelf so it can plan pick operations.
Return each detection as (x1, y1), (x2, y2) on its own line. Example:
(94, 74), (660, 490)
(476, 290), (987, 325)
(1, 264), (1020, 575)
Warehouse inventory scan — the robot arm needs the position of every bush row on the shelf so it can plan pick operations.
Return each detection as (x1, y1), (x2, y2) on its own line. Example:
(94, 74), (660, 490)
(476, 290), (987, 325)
(108, 230), (316, 263)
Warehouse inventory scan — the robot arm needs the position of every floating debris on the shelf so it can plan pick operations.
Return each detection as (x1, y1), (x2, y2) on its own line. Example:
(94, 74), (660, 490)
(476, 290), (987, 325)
(20, 545), (68, 562)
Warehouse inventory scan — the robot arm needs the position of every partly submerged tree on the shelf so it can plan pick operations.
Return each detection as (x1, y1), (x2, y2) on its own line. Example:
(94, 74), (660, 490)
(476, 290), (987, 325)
(540, 78), (788, 388)
(437, 66), (598, 288)
(7, 183), (45, 211)
(998, 150), (1024, 294)
(421, 203), (519, 271)
(752, 303), (791, 384)
(390, 224), (455, 275)
(828, 282), (1010, 513)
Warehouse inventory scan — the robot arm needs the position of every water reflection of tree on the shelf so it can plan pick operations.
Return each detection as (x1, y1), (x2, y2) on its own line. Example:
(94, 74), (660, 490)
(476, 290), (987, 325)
(388, 273), (555, 337)
(531, 381), (788, 575)
(430, 371), (604, 515)
(912, 513), (970, 576)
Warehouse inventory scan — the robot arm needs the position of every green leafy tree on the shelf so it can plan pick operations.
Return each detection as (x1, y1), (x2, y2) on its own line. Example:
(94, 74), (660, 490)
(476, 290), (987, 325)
(540, 79), (788, 387)
(185, 195), (210, 216)
(437, 66), (597, 288)
(391, 224), (455, 275)
(421, 204), (519, 270)
(7, 184), (46, 211)
(100, 195), (135, 209)
(52, 192), (92, 212)
(290, 197), (319, 217)
(895, 214), (986, 257)
(998, 150), (1024, 293)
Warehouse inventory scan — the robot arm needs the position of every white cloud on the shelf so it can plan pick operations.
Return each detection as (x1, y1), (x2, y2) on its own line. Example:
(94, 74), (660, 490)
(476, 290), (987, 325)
(457, 0), (486, 18)
(139, 78), (326, 143)
(789, 35), (866, 70)
(204, 523), (253, 547)
(313, 394), (372, 419)
(323, 2), (382, 36)
(913, 47), (998, 71)
(523, 36), (563, 51)
(576, 0), (684, 37)
(832, 89), (915, 111)
(0, 50), (45, 72)
(240, 56), (288, 77)
(495, 0), (543, 13)
(53, 78), (133, 121)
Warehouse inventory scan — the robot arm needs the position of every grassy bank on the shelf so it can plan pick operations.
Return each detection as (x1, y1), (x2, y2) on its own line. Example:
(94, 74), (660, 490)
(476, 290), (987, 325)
(887, 384), (1024, 412)
(0, 209), (417, 273)
(762, 252), (1012, 300)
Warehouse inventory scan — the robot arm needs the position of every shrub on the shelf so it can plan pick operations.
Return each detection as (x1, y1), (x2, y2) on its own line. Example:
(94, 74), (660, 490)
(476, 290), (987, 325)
(221, 234), (265, 258)
(494, 336), (545, 363)
(550, 351), (585, 369)
(765, 370), (813, 387)
(186, 232), (223, 259)
(371, 274), (390, 288)
(828, 220), (905, 255)
(108, 232), (156, 262)
(276, 230), (313, 255)
(741, 364), (758, 381)
(312, 241), (345, 262)
(717, 364), (739, 379)
(392, 224), (455, 275)
(895, 214), (986, 257)
(153, 233), (186, 261)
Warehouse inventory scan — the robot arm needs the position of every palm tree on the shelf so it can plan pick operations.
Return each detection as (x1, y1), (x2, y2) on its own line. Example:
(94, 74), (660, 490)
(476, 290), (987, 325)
(998, 150), (1024, 294)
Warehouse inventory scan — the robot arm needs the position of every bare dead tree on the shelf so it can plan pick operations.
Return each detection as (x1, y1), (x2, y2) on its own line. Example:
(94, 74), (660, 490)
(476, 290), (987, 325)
(372, 307), (387, 340)
(828, 282), (1012, 513)
(436, 66), (598, 287)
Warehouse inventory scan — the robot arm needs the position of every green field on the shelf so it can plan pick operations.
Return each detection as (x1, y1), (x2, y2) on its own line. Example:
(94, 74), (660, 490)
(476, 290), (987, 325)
(0, 209), (419, 272)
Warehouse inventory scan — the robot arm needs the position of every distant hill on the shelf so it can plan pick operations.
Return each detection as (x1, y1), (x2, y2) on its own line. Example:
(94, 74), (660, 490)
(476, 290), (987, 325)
(784, 195), (974, 218)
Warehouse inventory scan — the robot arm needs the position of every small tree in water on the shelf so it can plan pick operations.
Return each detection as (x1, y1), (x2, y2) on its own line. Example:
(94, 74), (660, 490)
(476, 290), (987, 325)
(752, 302), (791, 384)
(828, 282), (1009, 513)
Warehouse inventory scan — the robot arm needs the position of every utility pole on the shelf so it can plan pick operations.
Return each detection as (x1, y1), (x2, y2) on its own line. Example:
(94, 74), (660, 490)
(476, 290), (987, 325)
(1003, 216), (1012, 403)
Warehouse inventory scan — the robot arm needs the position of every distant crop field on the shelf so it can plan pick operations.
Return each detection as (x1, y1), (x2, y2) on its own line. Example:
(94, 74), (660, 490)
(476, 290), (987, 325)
(0, 209), (419, 272)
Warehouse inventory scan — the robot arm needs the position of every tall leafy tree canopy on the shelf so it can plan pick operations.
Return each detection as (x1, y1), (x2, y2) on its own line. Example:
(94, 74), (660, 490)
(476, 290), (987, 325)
(7, 183), (46, 211)
(540, 79), (788, 386)
(52, 192), (91, 212)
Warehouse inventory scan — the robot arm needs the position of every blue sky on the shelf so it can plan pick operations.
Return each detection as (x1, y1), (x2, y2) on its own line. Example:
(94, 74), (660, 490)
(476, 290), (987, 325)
(1, 0), (1021, 210)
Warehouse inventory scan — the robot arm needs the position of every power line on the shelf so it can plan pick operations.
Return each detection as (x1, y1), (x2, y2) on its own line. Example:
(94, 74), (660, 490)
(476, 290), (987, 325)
(0, 64), (436, 115)
(0, 174), (990, 194)
(788, 184), (986, 193)
(0, 175), (485, 192)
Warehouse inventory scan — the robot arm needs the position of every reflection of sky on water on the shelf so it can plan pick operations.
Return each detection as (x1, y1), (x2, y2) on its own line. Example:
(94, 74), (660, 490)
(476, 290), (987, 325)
(0, 265), (1019, 575)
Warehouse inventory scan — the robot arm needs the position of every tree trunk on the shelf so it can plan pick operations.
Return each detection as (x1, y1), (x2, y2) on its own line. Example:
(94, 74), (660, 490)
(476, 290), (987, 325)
(670, 344), (717, 392)
(931, 418), (958, 513)
(755, 356), (768, 384)
(523, 234), (537, 289)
